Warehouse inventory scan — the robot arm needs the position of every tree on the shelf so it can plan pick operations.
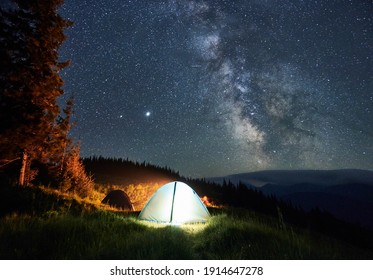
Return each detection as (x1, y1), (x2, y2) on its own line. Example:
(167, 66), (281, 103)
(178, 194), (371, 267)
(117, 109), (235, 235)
(0, 0), (72, 185)
(59, 143), (94, 197)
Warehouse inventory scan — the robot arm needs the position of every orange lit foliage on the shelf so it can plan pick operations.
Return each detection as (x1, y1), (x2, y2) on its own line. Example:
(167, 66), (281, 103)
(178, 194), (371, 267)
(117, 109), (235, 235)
(124, 181), (170, 211)
(59, 145), (94, 197)
(101, 180), (171, 211)
(0, 0), (72, 185)
(201, 196), (211, 207)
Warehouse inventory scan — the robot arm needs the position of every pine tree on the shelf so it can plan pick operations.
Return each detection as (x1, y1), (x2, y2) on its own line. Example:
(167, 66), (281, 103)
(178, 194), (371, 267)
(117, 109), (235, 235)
(0, 0), (72, 185)
(59, 143), (94, 197)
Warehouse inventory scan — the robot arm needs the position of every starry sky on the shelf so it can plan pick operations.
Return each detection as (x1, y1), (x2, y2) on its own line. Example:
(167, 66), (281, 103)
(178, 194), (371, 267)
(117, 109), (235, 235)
(58, 0), (372, 178)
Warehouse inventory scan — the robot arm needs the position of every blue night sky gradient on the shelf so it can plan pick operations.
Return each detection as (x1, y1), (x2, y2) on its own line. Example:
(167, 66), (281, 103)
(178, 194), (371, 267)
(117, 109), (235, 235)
(59, 0), (372, 177)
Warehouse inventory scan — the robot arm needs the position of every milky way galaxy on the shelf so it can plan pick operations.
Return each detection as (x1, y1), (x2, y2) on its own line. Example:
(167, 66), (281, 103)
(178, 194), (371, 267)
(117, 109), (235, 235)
(59, 0), (372, 177)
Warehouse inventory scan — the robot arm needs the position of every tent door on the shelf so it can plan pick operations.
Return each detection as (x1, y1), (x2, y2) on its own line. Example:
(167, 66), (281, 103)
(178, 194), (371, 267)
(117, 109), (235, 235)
(169, 182), (177, 223)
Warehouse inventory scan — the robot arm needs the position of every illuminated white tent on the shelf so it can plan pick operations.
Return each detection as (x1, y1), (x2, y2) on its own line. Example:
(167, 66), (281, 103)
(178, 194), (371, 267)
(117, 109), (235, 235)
(138, 181), (210, 224)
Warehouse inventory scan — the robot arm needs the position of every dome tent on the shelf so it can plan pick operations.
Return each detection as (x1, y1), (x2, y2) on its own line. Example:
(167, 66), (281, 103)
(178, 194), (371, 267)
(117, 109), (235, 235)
(138, 181), (210, 224)
(102, 190), (134, 211)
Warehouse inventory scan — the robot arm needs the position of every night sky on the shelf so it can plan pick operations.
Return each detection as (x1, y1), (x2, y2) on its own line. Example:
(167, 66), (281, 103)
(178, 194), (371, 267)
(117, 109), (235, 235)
(58, 0), (372, 178)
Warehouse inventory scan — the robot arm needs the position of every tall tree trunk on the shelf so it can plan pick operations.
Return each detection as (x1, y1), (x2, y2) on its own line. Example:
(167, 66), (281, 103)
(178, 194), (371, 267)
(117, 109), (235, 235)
(19, 150), (28, 186)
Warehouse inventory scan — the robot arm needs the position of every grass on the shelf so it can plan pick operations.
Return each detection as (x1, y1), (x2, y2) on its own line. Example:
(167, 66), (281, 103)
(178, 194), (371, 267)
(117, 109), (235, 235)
(1, 210), (372, 259)
(0, 184), (372, 259)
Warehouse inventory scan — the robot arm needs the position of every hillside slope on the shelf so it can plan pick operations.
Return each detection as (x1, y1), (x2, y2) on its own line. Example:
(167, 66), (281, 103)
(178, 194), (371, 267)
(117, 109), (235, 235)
(83, 157), (181, 186)
(0, 184), (372, 259)
(210, 170), (373, 229)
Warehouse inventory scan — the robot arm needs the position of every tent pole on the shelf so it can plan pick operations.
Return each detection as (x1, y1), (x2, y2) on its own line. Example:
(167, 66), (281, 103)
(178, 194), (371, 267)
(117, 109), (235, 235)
(170, 182), (177, 223)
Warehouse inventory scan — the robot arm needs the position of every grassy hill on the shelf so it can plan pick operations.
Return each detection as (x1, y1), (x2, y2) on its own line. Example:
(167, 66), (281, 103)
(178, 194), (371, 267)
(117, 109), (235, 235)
(0, 183), (372, 259)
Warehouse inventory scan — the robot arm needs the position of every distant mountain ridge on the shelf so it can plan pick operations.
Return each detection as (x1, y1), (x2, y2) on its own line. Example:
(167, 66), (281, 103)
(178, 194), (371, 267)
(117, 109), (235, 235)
(210, 169), (373, 229)
(210, 169), (373, 187)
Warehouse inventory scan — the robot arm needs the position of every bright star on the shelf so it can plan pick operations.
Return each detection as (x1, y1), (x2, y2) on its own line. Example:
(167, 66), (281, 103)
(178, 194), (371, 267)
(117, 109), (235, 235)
(145, 111), (151, 117)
